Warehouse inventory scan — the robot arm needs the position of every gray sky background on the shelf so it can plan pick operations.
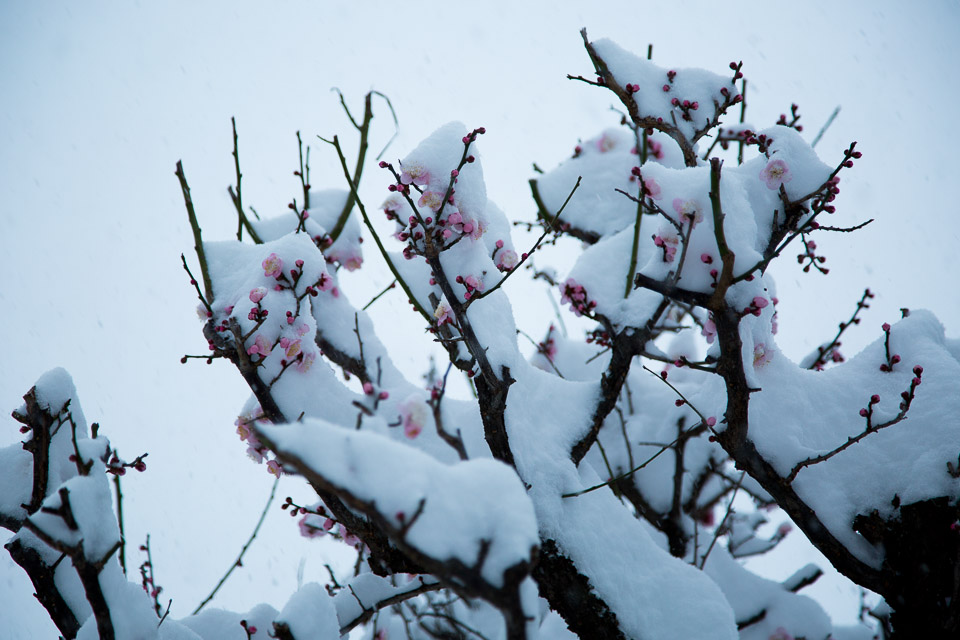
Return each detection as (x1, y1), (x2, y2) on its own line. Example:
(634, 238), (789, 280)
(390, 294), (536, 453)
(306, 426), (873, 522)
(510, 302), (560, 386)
(2, 1), (958, 635)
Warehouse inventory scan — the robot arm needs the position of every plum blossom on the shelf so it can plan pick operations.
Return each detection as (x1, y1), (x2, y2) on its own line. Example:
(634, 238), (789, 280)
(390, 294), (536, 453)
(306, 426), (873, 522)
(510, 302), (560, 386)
(653, 230), (679, 262)
(672, 198), (703, 226)
(560, 278), (596, 316)
(418, 191), (445, 211)
(596, 132), (618, 153)
(701, 318), (717, 344)
(434, 299), (454, 326)
(496, 248), (519, 271)
(266, 459), (284, 477)
(299, 514), (326, 539)
(246, 334), (272, 358)
(753, 342), (774, 367)
(279, 337), (302, 359)
(262, 252), (283, 278)
(295, 350), (316, 373)
(398, 395), (429, 439)
(249, 287), (267, 303)
(760, 158), (793, 190)
(400, 162), (430, 186)
(644, 177), (662, 200)
(343, 254), (363, 271)
(768, 628), (794, 640)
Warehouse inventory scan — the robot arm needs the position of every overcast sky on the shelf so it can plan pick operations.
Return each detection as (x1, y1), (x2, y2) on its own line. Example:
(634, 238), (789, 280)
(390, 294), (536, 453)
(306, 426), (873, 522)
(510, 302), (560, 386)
(2, 1), (958, 636)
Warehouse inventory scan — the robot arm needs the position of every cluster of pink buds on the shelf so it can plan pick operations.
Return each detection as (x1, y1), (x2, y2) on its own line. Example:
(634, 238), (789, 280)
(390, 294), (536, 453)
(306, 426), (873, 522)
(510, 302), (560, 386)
(743, 296), (770, 317)
(701, 253), (719, 290)
(797, 235), (828, 274)
(625, 83), (640, 95)
(776, 103), (804, 131)
(539, 326), (558, 362)
(105, 451), (147, 476)
(560, 278), (597, 317)
(362, 381), (387, 399)
(586, 328), (612, 348)
(879, 322), (901, 372)
(670, 97), (700, 121)
(455, 274), (484, 300)
(653, 233), (678, 262)
(493, 239), (519, 271)
(240, 620), (258, 637)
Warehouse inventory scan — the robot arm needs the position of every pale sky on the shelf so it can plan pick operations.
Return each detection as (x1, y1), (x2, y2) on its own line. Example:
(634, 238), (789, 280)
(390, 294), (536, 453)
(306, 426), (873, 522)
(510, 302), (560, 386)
(2, 1), (958, 635)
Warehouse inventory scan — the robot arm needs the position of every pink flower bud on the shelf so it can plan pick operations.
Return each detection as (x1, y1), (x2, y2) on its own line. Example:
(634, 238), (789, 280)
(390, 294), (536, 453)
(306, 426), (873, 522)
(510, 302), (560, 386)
(378, 391), (389, 400)
(882, 323), (891, 332)
(706, 417), (716, 427)
(363, 382), (374, 395)
(871, 394), (880, 404)
(859, 408), (869, 417)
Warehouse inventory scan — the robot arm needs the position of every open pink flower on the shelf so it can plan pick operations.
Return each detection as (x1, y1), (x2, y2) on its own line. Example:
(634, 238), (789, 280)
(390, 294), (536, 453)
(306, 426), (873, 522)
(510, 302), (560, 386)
(249, 287), (267, 303)
(400, 162), (430, 186)
(653, 231), (679, 262)
(398, 395), (428, 439)
(496, 248), (519, 271)
(299, 515), (326, 539)
(418, 191), (445, 211)
(434, 299), (454, 326)
(760, 158), (792, 190)
(262, 253), (283, 278)
(343, 255), (363, 271)
(266, 459), (283, 477)
(753, 342), (774, 367)
(246, 334), (272, 358)
(672, 198), (703, 226)
(701, 318), (717, 344)
(644, 177), (663, 200)
(295, 350), (316, 373)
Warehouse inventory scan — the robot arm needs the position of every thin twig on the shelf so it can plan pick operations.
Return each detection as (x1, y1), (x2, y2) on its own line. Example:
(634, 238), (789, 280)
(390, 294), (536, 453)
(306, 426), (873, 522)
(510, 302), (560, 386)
(176, 161), (214, 304)
(192, 477), (280, 614)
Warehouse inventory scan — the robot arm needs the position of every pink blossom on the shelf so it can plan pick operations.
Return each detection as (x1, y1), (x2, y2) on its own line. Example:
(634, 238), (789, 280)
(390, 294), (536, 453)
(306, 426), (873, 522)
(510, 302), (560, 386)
(760, 158), (793, 190)
(753, 342), (774, 367)
(249, 287), (267, 303)
(316, 272), (334, 292)
(496, 248), (519, 271)
(295, 322), (311, 337)
(768, 628), (794, 640)
(246, 334), (272, 358)
(400, 162), (430, 186)
(284, 339), (302, 360)
(381, 194), (405, 216)
(644, 177), (663, 200)
(753, 296), (769, 309)
(398, 395), (428, 439)
(266, 459), (283, 477)
(463, 275), (482, 292)
(596, 132), (618, 153)
(653, 232), (679, 262)
(262, 253), (283, 278)
(299, 515), (326, 538)
(417, 191), (444, 211)
(560, 278), (595, 317)
(247, 446), (264, 464)
(295, 350), (316, 373)
(672, 198), (703, 226)
(343, 255), (363, 271)
(434, 299), (454, 326)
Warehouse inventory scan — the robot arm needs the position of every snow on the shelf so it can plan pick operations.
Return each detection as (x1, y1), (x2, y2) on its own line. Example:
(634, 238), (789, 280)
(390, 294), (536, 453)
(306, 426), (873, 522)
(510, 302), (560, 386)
(748, 309), (960, 565)
(274, 582), (339, 639)
(3, 2), (960, 637)
(257, 418), (539, 587)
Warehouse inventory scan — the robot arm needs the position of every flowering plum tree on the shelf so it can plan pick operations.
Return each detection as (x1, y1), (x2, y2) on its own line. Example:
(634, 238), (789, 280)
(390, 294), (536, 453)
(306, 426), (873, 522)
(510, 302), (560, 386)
(4, 30), (960, 640)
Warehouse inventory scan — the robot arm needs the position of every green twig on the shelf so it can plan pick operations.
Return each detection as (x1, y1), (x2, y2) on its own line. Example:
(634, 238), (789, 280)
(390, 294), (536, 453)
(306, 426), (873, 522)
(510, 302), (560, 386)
(320, 135), (432, 324)
(192, 477), (279, 614)
(176, 161), (214, 304)
(362, 279), (397, 311)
